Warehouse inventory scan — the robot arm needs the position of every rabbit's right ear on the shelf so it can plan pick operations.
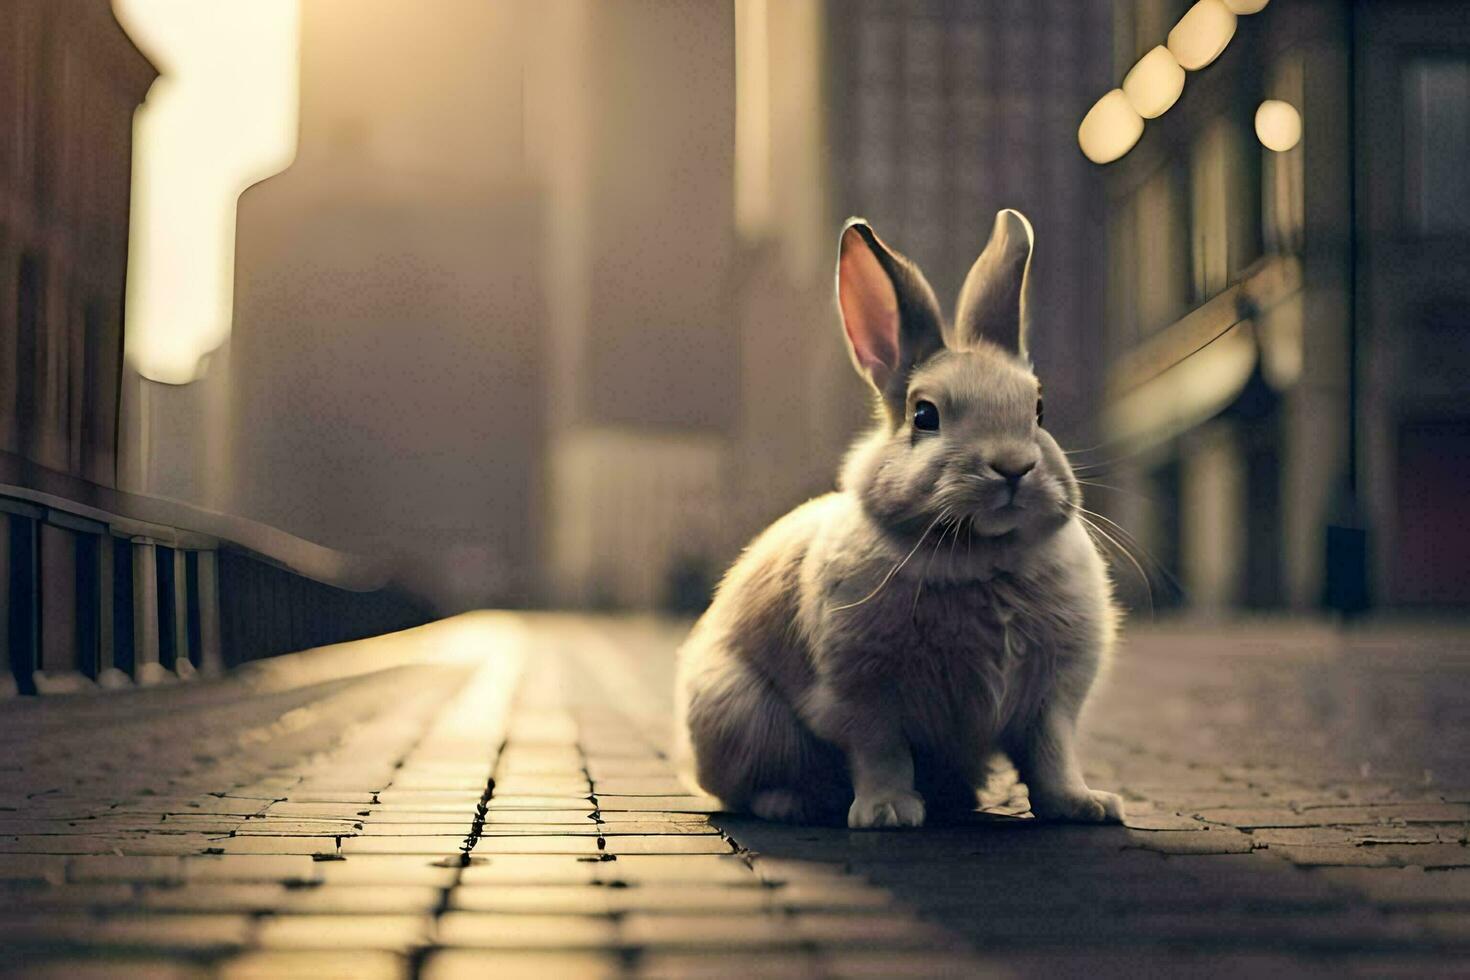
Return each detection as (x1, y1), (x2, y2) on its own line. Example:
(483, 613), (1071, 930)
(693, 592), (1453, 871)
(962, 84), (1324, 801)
(836, 219), (944, 412)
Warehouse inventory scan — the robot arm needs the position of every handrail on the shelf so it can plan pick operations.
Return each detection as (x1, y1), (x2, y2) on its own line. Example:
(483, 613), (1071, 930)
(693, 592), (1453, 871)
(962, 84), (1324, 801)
(0, 449), (390, 593)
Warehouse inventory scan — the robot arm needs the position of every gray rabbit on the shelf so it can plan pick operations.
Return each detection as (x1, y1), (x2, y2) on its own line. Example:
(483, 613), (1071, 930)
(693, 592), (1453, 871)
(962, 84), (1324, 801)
(675, 210), (1123, 829)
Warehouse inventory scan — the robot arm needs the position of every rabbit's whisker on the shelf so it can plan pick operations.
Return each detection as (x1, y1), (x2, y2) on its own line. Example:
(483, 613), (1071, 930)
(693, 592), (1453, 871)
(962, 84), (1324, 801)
(831, 508), (949, 612)
(1077, 513), (1155, 619)
(911, 509), (955, 619)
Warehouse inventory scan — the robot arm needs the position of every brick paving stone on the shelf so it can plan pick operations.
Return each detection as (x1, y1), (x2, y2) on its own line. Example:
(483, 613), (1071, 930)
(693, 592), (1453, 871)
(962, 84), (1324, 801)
(0, 855), (66, 885)
(817, 950), (995, 979)
(593, 810), (713, 826)
(791, 911), (963, 950)
(0, 912), (254, 951)
(4, 882), (139, 910)
(457, 855), (601, 886)
(594, 795), (723, 813)
(178, 855), (326, 885)
(3, 614), (1469, 973)
(589, 820), (721, 836)
(254, 913), (433, 950)
(67, 856), (187, 884)
(0, 957), (209, 980)
(357, 821), (477, 837)
(213, 836), (343, 857)
(215, 950), (409, 980)
(1319, 867), (1470, 908)
(609, 883), (777, 914)
(1253, 825), (1456, 847)
(1121, 827), (1257, 855)
(602, 835), (734, 855)
(134, 884), (286, 913)
(619, 912), (803, 949)
(420, 949), (621, 980)
(339, 835), (469, 856)
(595, 855), (761, 886)
(483, 795), (597, 810)
(633, 952), (823, 979)
(491, 777), (593, 796)
(451, 884), (614, 915)
(435, 912), (619, 948)
(470, 835), (602, 856)
(591, 778), (693, 796)
(316, 855), (461, 888)
(277, 884), (445, 915)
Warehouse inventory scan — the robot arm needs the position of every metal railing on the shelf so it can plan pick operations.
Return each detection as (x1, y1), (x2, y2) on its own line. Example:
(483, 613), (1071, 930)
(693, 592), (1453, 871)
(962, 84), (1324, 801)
(1, 449), (431, 696)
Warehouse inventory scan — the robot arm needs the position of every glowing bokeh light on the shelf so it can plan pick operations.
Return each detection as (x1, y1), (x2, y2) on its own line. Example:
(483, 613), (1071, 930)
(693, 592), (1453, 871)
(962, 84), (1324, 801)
(1223, 0), (1270, 13)
(1255, 99), (1302, 152)
(1123, 46), (1186, 119)
(1168, 0), (1238, 72)
(113, 0), (301, 385)
(1078, 89), (1145, 165)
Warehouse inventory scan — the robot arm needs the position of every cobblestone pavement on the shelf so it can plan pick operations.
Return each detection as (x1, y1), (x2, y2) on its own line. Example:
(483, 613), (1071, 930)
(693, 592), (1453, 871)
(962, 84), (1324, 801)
(1, 612), (1468, 978)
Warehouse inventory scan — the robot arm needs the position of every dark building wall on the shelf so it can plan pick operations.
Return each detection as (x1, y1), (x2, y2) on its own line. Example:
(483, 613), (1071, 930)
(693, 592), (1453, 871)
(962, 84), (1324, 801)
(826, 0), (1115, 450)
(0, 0), (155, 487)
(1100, 0), (1470, 611)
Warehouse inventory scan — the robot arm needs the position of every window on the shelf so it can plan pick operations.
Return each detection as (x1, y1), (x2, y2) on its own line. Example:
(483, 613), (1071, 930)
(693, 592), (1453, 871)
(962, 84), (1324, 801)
(1404, 57), (1470, 235)
(15, 253), (41, 454)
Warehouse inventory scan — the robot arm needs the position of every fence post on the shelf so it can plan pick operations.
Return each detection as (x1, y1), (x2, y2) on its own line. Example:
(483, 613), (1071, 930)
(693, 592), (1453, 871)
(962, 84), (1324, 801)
(96, 533), (127, 688)
(1, 504), (42, 695)
(171, 547), (192, 678)
(0, 514), (13, 698)
(195, 549), (224, 676)
(132, 538), (166, 685)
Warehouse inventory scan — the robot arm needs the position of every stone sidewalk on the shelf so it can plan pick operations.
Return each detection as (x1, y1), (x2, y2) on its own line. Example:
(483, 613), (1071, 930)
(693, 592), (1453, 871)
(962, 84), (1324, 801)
(0, 612), (1468, 977)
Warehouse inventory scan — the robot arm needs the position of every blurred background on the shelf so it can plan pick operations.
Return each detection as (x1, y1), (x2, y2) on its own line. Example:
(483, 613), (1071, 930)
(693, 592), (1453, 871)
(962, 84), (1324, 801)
(2, 0), (1468, 690)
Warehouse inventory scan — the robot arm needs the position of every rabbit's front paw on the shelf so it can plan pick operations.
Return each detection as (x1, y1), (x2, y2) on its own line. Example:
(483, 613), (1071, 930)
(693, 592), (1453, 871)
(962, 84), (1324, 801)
(848, 791), (926, 829)
(1030, 789), (1124, 824)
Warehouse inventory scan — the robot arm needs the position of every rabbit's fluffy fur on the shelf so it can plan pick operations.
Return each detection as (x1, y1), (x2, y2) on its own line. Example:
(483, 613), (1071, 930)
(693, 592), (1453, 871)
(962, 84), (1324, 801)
(675, 210), (1123, 829)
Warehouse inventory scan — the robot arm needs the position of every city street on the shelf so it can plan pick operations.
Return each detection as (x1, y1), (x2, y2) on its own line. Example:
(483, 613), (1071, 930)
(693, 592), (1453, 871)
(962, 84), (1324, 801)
(1, 612), (1468, 977)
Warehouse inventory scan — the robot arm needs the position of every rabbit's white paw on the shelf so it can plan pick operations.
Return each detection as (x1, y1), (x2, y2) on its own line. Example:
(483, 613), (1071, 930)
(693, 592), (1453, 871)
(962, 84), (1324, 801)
(1031, 789), (1124, 824)
(848, 791), (926, 829)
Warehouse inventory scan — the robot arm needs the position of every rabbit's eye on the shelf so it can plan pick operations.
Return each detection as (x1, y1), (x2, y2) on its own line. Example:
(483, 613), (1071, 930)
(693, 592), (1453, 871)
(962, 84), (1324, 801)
(1036, 398), (1045, 426)
(913, 400), (940, 432)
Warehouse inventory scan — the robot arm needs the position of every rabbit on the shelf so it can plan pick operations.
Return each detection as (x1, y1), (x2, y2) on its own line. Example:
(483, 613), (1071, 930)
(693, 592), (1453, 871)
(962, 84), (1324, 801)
(674, 209), (1123, 829)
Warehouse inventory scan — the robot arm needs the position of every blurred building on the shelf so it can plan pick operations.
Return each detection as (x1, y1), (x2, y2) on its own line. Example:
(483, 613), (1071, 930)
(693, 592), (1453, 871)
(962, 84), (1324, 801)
(546, 0), (1116, 607)
(828, 0), (1114, 450)
(115, 0), (1123, 612)
(0, 0), (155, 485)
(1097, 0), (1470, 611)
(133, 0), (546, 611)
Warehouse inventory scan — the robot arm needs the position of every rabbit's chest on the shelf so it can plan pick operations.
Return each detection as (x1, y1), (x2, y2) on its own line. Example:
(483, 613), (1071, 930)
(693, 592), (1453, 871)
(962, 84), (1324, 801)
(836, 580), (1056, 727)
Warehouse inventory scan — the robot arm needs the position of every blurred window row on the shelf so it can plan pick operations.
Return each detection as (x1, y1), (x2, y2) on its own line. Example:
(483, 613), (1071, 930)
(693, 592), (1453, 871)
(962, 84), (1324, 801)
(1111, 49), (1470, 343)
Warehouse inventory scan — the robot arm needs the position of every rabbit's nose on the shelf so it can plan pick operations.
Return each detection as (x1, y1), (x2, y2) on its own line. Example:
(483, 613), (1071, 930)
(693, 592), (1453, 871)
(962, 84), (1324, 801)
(991, 457), (1036, 487)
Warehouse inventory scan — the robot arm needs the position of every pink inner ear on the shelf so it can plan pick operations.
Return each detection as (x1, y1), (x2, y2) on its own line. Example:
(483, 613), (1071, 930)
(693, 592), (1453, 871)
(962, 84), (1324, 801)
(838, 230), (900, 385)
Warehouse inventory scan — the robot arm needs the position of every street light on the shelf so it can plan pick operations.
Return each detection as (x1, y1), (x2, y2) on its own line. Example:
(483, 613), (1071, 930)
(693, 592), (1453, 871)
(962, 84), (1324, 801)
(1255, 100), (1302, 152)
(1078, 89), (1145, 164)
(1168, 0), (1238, 72)
(1123, 46), (1186, 119)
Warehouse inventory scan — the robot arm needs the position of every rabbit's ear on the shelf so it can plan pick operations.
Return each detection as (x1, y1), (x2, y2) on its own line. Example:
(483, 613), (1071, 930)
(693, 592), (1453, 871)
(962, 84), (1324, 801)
(836, 219), (944, 409)
(953, 209), (1033, 358)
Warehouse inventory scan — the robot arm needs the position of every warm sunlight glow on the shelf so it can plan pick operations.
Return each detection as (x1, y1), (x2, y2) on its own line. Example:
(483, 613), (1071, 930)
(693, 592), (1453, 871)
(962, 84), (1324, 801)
(734, 0), (772, 241)
(1078, 89), (1144, 165)
(1168, 0), (1238, 72)
(1255, 99), (1302, 152)
(1123, 46), (1186, 119)
(113, 0), (301, 385)
(1223, 0), (1270, 13)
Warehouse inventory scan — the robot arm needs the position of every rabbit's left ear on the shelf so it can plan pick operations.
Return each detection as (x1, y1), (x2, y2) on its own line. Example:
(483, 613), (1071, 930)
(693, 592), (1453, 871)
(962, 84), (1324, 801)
(953, 209), (1033, 359)
(836, 219), (945, 414)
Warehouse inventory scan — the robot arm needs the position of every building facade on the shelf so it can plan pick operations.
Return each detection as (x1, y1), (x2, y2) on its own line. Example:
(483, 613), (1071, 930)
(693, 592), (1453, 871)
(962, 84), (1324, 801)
(1098, 0), (1470, 612)
(0, 0), (156, 486)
